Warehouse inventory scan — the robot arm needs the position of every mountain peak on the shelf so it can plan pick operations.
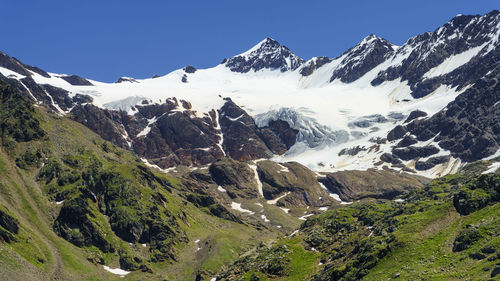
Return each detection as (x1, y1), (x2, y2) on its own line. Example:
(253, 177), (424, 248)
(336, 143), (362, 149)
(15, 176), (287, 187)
(239, 37), (280, 56)
(222, 37), (304, 73)
(358, 34), (396, 49)
(326, 34), (396, 83)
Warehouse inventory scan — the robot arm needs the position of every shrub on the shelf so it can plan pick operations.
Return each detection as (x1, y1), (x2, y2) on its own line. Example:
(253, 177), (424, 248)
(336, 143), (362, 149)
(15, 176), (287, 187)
(453, 225), (482, 252)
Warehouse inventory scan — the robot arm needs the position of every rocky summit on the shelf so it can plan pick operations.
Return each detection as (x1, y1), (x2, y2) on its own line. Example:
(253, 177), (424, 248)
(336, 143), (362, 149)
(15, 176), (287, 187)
(0, 8), (499, 281)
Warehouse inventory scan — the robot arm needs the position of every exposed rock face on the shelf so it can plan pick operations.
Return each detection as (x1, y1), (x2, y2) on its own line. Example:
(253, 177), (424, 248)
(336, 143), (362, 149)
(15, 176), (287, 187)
(223, 38), (305, 73)
(392, 145), (440, 161)
(208, 158), (258, 199)
(185, 193), (241, 223)
(371, 10), (500, 98)
(387, 125), (407, 142)
(43, 84), (74, 110)
(219, 99), (293, 161)
(134, 109), (223, 167)
(319, 169), (428, 201)
(71, 104), (132, 148)
(386, 67), (499, 163)
(338, 146), (367, 156)
(183, 65), (197, 73)
(299, 57), (332, 76)
(72, 93), (94, 104)
(415, 156), (450, 171)
(1, 74), (84, 114)
(330, 35), (396, 83)
(380, 153), (402, 165)
(60, 75), (93, 86)
(265, 120), (298, 149)
(257, 160), (332, 207)
(395, 135), (418, 148)
(115, 77), (139, 83)
(0, 51), (50, 78)
(67, 96), (296, 168)
(404, 110), (428, 123)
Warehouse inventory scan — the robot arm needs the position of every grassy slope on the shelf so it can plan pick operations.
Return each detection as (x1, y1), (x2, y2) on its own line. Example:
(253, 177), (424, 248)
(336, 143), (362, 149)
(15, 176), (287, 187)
(217, 167), (500, 281)
(0, 106), (278, 281)
(366, 199), (500, 280)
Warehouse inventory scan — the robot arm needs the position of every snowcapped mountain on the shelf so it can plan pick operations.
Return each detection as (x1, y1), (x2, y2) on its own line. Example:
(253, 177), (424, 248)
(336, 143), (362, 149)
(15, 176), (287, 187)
(0, 10), (499, 178)
(223, 37), (305, 73)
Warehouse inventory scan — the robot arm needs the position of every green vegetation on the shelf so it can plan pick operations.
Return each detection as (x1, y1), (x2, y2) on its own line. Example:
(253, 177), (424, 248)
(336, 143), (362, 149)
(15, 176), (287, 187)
(219, 169), (500, 280)
(0, 83), (278, 280)
(0, 79), (45, 149)
(218, 237), (320, 281)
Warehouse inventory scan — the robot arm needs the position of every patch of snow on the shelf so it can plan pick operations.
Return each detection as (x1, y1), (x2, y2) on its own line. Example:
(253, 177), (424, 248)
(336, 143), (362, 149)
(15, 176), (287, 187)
(226, 114), (245, 121)
(217, 186), (227, 192)
(194, 239), (202, 251)
(231, 202), (255, 215)
(248, 164), (263, 197)
(319, 207), (328, 212)
(18, 80), (38, 102)
(394, 198), (405, 203)
(423, 43), (487, 79)
(299, 213), (314, 221)
(289, 230), (299, 236)
(141, 158), (174, 173)
(261, 214), (270, 222)
(103, 265), (131, 276)
(90, 191), (98, 202)
(141, 243), (146, 247)
(43, 90), (65, 115)
(277, 163), (290, 173)
(267, 192), (290, 205)
(137, 116), (158, 137)
(56, 200), (64, 205)
(280, 207), (290, 213)
(318, 182), (345, 202)
(482, 148), (500, 161)
(214, 109), (226, 157)
(482, 162), (500, 174)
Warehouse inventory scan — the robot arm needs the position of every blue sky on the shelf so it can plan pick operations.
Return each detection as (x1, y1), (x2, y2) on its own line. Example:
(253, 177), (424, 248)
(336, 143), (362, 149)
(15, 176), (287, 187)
(3, 0), (498, 82)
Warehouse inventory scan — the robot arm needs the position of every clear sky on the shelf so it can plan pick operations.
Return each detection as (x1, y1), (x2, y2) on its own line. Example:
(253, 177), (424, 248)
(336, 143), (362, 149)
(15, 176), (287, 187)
(3, 0), (498, 82)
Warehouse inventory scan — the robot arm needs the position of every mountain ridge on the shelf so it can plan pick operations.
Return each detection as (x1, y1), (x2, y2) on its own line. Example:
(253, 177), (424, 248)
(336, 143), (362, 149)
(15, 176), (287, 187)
(0, 10), (498, 178)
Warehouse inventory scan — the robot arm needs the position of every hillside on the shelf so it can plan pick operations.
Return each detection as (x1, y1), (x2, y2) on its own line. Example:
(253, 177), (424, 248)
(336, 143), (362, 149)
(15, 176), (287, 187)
(0, 79), (280, 281)
(216, 164), (500, 280)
